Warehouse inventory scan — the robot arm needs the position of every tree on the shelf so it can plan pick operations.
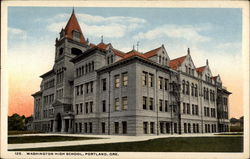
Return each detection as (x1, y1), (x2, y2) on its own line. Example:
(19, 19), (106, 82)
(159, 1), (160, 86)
(8, 113), (26, 131)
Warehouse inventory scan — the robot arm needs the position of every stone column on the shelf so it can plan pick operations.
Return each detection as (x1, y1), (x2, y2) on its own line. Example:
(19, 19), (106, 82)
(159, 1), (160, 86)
(61, 119), (65, 133)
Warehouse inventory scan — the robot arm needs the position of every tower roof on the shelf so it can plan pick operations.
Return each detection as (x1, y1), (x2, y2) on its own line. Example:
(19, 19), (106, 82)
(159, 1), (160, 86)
(64, 10), (86, 44)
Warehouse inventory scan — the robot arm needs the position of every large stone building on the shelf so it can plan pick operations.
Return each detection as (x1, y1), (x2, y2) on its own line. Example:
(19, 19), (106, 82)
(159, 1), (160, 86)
(32, 10), (231, 135)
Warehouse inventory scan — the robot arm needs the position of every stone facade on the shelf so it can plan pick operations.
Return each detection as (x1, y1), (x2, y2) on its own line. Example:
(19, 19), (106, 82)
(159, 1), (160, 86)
(32, 10), (231, 135)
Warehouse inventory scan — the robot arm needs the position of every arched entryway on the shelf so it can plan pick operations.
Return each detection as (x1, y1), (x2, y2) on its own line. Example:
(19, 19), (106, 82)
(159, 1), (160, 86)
(56, 113), (62, 132)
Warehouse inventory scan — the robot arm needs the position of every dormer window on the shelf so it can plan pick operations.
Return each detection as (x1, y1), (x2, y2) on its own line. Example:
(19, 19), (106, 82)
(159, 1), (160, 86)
(72, 30), (80, 42)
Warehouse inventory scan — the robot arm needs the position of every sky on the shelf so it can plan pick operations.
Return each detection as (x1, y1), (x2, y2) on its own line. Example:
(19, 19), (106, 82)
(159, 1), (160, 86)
(7, 7), (243, 118)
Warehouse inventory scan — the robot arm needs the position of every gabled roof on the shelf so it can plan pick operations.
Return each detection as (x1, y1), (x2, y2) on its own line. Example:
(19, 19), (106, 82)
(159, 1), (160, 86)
(96, 42), (110, 50)
(144, 47), (161, 58)
(64, 10), (86, 44)
(196, 66), (206, 73)
(112, 48), (126, 57)
(124, 50), (146, 59)
(169, 55), (187, 70)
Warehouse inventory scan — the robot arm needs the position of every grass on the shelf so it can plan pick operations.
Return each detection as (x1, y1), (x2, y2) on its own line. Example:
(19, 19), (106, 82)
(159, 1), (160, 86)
(10, 136), (243, 152)
(8, 130), (42, 135)
(8, 136), (102, 144)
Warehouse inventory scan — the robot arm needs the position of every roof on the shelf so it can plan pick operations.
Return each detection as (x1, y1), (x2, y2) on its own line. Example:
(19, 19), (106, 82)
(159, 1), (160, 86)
(212, 76), (218, 80)
(64, 10), (86, 44)
(96, 42), (125, 57)
(40, 69), (55, 78)
(144, 47), (161, 58)
(169, 55), (187, 70)
(196, 66), (206, 73)
(31, 91), (42, 97)
(123, 50), (146, 59)
(96, 42), (110, 50)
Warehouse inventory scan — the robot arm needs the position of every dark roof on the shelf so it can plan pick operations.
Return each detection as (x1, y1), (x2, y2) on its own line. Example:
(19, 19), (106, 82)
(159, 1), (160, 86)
(31, 91), (42, 97)
(40, 69), (55, 78)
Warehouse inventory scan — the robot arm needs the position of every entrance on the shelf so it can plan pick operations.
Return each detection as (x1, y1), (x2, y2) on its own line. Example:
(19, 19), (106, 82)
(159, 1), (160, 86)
(56, 113), (62, 132)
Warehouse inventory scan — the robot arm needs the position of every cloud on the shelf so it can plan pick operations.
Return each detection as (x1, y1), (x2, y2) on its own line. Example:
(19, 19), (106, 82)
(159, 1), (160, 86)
(8, 27), (27, 40)
(133, 24), (211, 43)
(46, 13), (147, 39)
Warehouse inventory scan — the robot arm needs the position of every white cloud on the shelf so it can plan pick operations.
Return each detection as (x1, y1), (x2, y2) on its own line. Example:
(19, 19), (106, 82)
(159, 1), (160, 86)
(46, 13), (146, 39)
(133, 24), (210, 43)
(8, 27), (27, 40)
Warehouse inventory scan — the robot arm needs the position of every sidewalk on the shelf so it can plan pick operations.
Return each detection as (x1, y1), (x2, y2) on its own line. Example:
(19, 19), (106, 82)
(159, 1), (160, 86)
(8, 133), (229, 150)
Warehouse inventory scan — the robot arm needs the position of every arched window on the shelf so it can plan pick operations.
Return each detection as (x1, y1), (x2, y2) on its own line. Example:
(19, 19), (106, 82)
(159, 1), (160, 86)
(188, 123), (191, 133)
(182, 80), (185, 94)
(186, 81), (190, 95)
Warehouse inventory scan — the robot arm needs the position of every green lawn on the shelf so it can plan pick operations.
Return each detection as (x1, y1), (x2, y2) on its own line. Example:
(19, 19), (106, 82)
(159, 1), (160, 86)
(8, 130), (42, 135)
(8, 136), (102, 144)
(11, 136), (243, 152)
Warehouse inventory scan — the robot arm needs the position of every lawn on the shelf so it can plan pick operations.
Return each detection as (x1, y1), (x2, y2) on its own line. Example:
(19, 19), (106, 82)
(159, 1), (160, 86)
(8, 136), (102, 144)
(8, 130), (42, 135)
(11, 136), (243, 152)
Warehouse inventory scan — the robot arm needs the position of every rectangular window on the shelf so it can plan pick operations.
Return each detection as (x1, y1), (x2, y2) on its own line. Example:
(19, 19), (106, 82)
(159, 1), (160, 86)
(149, 98), (154, 110)
(122, 97), (128, 110)
(115, 75), (120, 88)
(102, 100), (106, 112)
(89, 122), (92, 133)
(80, 103), (83, 113)
(165, 100), (168, 112)
(159, 100), (163, 112)
(150, 122), (154, 134)
(148, 73), (153, 87)
(143, 122), (148, 134)
(196, 105), (199, 115)
(80, 84), (83, 95)
(90, 101), (93, 113)
(90, 82), (93, 92)
(192, 104), (194, 115)
(86, 83), (89, 94)
(84, 123), (88, 133)
(174, 123), (177, 133)
(122, 72), (128, 86)
(183, 103), (186, 114)
(143, 96), (147, 110)
(115, 98), (119, 111)
(102, 79), (106, 91)
(164, 79), (168, 90)
(187, 104), (190, 114)
(142, 72), (147, 86)
(158, 77), (163, 89)
(122, 121), (127, 134)
(85, 102), (88, 114)
(115, 122), (119, 134)
(76, 104), (79, 114)
(102, 122), (105, 133)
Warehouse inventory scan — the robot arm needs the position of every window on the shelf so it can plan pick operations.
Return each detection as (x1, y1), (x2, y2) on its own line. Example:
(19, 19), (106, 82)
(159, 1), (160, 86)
(182, 80), (185, 94)
(84, 123), (87, 133)
(160, 122), (164, 134)
(195, 84), (198, 97)
(142, 72), (147, 86)
(188, 123), (191, 133)
(159, 100), (163, 111)
(80, 84), (83, 95)
(90, 82), (93, 92)
(191, 83), (194, 96)
(102, 100), (106, 112)
(115, 122), (119, 134)
(122, 97), (128, 110)
(89, 122), (92, 133)
(204, 107), (207, 116)
(149, 74), (153, 87)
(85, 102), (88, 114)
(76, 104), (79, 114)
(149, 98), (154, 110)
(143, 96), (147, 110)
(174, 123), (177, 133)
(102, 122), (105, 133)
(184, 123), (187, 133)
(183, 103), (186, 114)
(122, 72), (128, 86)
(193, 123), (196, 133)
(192, 104), (194, 115)
(196, 124), (199, 133)
(86, 83), (89, 94)
(165, 100), (168, 112)
(195, 105), (199, 115)
(80, 103), (83, 113)
(79, 123), (82, 133)
(143, 122), (148, 134)
(115, 75), (120, 88)
(158, 77), (163, 89)
(90, 101), (93, 113)
(164, 79), (168, 90)
(159, 55), (162, 63)
(150, 122), (155, 134)
(102, 79), (106, 91)
(115, 98), (119, 111)
(122, 121), (127, 134)
(186, 81), (190, 95)
(187, 104), (190, 114)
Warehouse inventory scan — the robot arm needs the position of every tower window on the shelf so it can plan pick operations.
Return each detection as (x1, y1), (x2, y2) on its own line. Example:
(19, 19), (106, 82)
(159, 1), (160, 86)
(59, 48), (63, 56)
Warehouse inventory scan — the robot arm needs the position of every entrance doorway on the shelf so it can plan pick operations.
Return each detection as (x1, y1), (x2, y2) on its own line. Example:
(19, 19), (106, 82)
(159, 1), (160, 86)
(56, 113), (62, 132)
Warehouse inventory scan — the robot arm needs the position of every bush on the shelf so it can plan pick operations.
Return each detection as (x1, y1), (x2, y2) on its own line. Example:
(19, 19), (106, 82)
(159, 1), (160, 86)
(230, 126), (243, 132)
